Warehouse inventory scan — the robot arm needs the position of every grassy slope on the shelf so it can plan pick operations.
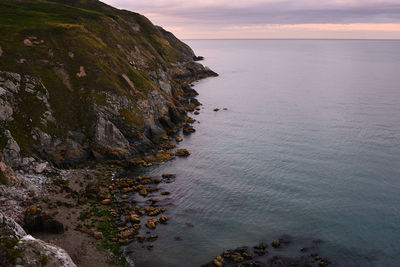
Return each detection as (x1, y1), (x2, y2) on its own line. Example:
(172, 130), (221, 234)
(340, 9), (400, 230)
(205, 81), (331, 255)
(0, 0), (196, 158)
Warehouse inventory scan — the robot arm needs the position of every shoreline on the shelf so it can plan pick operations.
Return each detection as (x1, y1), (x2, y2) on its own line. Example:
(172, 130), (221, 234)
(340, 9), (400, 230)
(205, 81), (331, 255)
(0, 68), (215, 266)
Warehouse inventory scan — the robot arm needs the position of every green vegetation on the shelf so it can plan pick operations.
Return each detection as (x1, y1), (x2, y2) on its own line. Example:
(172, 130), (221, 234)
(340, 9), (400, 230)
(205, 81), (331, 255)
(0, 238), (24, 266)
(0, 0), (196, 160)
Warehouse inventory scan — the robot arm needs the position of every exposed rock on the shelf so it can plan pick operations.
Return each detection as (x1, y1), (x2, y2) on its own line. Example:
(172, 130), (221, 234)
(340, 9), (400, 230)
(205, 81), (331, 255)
(2, 130), (21, 168)
(76, 66), (86, 77)
(213, 108), (220, 112)
(16, 235), (76, 267)
(175, 148), (190, 157)
(0, 212), (26, 239)
(23, 39), (33, 46)
(162, 173), (176, 179)
(175, 136), (183, 142)
(193, 56), (204, 61)
(272, 240), (280, 248)
(93, 231), (103, 239)
(139, 188), (148, 197)
(101, 199), (111, 205)
(0, 99), (13, 121)
(159, 215), (168, 223)
(145, 218), (158, 229)
(183, 124), (196, 134)
(1, 212), (76, 267)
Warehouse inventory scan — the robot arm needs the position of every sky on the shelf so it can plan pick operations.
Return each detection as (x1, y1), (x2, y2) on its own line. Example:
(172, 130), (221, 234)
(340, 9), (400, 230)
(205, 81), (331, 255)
(103, 0), (400, 39)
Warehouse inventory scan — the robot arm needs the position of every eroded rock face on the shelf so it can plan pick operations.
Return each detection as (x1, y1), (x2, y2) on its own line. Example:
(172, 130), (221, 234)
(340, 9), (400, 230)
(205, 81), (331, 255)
(16, 235), (76, 267)
(0, 212), (76, 267)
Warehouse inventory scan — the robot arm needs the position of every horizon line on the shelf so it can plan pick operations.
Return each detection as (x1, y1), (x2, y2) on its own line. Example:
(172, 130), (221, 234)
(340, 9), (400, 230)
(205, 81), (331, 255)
(182, 38), (400, 41)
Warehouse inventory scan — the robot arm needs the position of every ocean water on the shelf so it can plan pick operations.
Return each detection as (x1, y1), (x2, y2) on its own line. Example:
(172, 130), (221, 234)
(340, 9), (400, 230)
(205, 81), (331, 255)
(126, 40), (400, 266)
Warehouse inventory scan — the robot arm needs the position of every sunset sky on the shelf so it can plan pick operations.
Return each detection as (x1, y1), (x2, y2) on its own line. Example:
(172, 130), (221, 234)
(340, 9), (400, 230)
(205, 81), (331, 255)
(103, 0), (400, 39)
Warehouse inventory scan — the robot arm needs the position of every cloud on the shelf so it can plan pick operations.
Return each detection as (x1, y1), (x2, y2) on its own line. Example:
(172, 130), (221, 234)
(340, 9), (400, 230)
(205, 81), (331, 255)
(102, 0), (400, 38)
(106, 0), (400, 24)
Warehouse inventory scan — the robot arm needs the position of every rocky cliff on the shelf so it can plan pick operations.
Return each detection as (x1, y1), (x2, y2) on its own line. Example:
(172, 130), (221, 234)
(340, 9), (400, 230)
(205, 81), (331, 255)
(0, 0), (217, 265)
(0, 0), (216, 171)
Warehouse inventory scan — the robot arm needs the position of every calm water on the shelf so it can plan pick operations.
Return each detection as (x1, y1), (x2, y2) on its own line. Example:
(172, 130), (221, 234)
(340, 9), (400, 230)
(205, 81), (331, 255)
(126, 40), (400, 266)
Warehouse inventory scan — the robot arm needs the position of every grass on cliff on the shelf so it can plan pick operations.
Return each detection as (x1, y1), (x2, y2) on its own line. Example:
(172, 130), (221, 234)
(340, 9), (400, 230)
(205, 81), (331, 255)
(0, 0), (196, 163)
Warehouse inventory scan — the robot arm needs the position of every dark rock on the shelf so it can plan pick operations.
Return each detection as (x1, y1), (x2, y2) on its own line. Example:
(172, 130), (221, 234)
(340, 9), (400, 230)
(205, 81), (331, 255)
(162, 173), (176, 178)
(175, 148), (190, 157)
(271, 240), (280, 248)
(193, 56), (204, 61)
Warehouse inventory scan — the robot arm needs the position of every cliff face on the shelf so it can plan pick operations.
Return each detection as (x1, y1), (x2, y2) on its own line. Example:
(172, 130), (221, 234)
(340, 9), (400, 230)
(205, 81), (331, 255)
(0, 0), (216, 171)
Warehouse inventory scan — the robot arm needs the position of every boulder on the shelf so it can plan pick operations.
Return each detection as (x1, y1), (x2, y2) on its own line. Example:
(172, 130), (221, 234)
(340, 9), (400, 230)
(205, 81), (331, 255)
(175, 149), (190, 157)
(101, 199), (111, 205)
(159, 215), (168, 223)
(272, 240), (280, 248)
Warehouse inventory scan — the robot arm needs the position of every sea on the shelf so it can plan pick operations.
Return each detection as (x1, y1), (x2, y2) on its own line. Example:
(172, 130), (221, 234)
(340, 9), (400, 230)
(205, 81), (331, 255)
(125, 39), (400, 267)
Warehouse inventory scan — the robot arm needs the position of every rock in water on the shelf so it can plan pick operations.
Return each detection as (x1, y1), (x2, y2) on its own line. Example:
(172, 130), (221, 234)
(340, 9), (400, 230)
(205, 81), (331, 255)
(272, 239), (281, 248)
(175, 149), (190, 157)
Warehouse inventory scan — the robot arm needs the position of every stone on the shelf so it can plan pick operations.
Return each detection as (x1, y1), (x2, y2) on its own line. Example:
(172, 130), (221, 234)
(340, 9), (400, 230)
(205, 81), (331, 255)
(121, 194), (128, 199)
(213, 108), (220, 112)
(175, 149), (190, 157)
(162, 173), (176, 178)
(23, 39), (33, 46)
(139, 188), (148, 197)
(194, 111), (200, 115)
(182, 124), (195, 134)
(34, 162), (48, 174)
(213, 258), (223, 267)
(145, 218), (158, 229)
(16, 235), (76, 267)
(319, 260), (329, 266)
(76, 66), (86, 77)
(175, 136), (183, 142)
(130, 214), (140, 223)
(272, 240), (280, 248)
(0, 99), (13, 121)
(93, 231), (103, 239)
(160, 191), (170, 195)
(146, 234), (158, 242)
(159, 215), (168, 223)
(101, 199), (111, 205)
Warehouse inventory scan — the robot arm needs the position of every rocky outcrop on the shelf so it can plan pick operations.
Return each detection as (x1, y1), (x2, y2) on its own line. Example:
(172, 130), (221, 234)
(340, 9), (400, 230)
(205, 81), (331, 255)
(0, 0), (217, 169)
(0, 212), (76, 267)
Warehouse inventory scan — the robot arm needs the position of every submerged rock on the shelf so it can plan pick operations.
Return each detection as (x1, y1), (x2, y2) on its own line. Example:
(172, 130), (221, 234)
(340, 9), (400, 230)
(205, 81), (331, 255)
(271, 240), (280, 248)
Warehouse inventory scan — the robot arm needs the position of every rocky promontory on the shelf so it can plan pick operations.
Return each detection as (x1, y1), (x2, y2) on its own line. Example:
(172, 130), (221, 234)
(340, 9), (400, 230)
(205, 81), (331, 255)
(0, 0), (217, 265)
